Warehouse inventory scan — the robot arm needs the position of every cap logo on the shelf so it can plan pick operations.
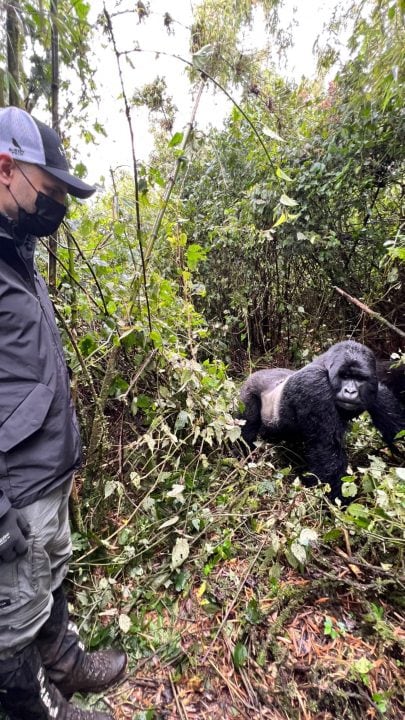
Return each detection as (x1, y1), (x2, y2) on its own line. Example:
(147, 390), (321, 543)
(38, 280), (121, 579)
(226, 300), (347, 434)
(9, 137), (24, 156)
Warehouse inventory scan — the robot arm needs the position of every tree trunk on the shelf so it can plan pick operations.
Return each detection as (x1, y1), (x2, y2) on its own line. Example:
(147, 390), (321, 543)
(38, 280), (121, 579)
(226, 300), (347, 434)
(48, 0), (59, 291)
(6, 1), (21, 107)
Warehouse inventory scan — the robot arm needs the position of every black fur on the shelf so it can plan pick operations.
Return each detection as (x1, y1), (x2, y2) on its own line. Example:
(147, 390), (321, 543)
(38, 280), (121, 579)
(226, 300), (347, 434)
(239, 341), (405, 500)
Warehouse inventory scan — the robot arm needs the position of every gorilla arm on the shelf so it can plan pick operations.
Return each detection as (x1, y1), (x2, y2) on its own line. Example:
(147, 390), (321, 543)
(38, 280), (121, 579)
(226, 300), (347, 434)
(284, 365), (350, 500)
(368, 383), (405, 447)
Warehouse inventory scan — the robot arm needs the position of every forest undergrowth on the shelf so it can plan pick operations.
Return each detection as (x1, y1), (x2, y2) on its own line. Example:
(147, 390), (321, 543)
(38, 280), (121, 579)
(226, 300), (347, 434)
(68, 366), (405, 720)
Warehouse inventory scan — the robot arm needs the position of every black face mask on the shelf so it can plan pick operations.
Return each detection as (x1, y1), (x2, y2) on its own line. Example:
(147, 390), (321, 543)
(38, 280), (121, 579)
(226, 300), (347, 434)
(9, 167), (67, 238)
(14, 191), (67, 237)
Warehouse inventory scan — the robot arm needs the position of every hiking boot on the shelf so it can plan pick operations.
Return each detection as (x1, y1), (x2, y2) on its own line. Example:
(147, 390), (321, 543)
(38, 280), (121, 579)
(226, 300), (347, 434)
(0, 643), (113, 720)
(37, 586), (127, 697)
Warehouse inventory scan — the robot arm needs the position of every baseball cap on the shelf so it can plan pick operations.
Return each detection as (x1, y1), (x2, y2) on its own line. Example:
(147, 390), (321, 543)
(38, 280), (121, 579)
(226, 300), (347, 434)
(0, 106), (95, 199)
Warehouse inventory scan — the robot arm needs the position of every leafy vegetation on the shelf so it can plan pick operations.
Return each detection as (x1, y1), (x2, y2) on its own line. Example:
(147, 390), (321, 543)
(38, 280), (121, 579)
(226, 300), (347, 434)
(0, 0), (404, 718)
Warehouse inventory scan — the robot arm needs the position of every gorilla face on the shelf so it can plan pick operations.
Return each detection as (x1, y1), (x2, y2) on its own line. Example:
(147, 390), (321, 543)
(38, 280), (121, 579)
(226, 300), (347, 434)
(333, 365), (372, 412)
(326, 344), (378, 415)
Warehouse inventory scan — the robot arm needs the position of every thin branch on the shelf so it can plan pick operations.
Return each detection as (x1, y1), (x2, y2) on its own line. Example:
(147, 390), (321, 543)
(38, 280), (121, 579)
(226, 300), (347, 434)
(169, 673), (188, 720)
(63, 223), (109, 315)
(103, 5), (152, 332)
(53, 304), (98, 406)
(39, 235), (108, 315)
(121, 348), (158, 400)
(144, 76), (207, 263)
(334, 286), (405, 338)
(48, 0), (59, 291)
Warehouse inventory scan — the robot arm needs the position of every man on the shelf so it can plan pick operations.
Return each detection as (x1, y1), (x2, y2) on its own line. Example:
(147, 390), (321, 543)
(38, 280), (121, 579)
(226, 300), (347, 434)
(0, 106), (127, 720)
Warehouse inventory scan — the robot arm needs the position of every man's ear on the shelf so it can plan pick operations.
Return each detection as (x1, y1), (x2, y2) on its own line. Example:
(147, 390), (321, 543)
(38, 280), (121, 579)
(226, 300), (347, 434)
(0, 154), (15, 186)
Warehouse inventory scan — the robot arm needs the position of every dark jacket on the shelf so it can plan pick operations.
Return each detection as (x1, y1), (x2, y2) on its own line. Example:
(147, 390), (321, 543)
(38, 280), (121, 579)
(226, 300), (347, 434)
(0, 218), (81, 517)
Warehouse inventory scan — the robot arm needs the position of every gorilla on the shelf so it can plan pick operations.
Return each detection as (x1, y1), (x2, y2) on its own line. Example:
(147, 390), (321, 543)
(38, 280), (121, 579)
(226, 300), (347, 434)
(238, 341), (405, 501)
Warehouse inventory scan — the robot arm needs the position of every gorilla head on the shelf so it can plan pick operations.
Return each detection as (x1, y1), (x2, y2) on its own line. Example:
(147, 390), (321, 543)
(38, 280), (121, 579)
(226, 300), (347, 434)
(321, 342), (378, 415)
(238, 340), (404, 501)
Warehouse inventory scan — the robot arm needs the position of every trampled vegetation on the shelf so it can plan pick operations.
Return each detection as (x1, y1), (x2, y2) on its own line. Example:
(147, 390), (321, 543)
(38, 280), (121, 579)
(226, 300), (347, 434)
(0, 1), (404, 718)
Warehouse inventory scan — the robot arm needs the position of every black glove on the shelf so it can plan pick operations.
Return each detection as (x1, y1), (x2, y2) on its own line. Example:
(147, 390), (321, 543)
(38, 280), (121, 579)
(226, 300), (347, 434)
(0, 508), (30, 563)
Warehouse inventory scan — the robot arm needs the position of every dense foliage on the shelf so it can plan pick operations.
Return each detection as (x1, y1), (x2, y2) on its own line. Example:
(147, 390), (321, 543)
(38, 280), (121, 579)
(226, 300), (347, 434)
(179, 70), (404, 363)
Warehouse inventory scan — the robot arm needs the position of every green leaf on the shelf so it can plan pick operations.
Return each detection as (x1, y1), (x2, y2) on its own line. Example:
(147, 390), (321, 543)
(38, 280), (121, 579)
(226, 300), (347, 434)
(78, 333), (98, 357)
(276, 166), (292, 181)
(174, 570), (188, 592)
(372, 693), (388, 713)
(353, 657), (373, 675)
(262, 126), (285, 143)
(346, 503), (369, 519)
(324, 617), (337, 638)
(233, 642), (248, 668)
(279, 193), (298, 207)
(174, 410), (190, 431)
(158, 516), (179, 530)
(168, 132), (184, 148)
(171, 537), (189, 569)
(150, 330), (163, 348)
(389, 247), (405, 261)
(341, 481), (358, 498)
(73, 1), (90, 21)
(245, 598), (261, 624)
(231, 106), (242, 123)
(192, 44), (215, 71)
(109, 375), (129, 397)
(323, 528), (341, 542)
(298, 528), (318, 547)
(118, 613), (132, 634)
(186, 243), (208, 271)
(290, 541), (306, 564)
(272, 212), (287, 228)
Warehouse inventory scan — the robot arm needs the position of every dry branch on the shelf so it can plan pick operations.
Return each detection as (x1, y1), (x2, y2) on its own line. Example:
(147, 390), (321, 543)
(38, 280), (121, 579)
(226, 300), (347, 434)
(334, 286), (405, 338)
